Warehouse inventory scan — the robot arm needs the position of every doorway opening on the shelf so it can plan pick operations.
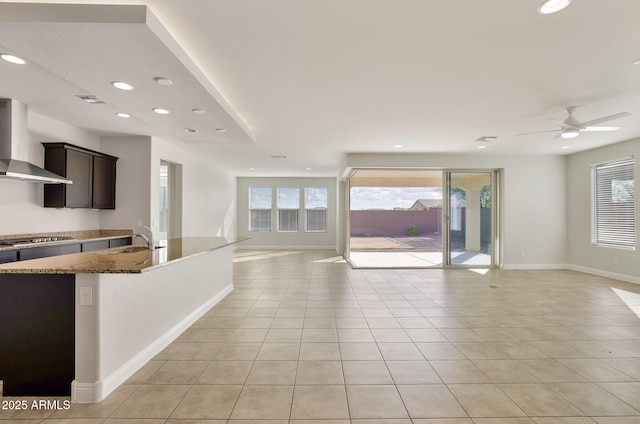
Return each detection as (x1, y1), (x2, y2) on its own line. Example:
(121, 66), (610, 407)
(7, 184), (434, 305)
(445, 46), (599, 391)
(346, 168), (497, 268)
(159, 160), (182, 241)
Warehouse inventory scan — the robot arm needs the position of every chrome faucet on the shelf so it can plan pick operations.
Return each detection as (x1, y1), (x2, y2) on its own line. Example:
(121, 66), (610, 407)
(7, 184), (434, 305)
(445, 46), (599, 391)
(133, 226), (155, 250)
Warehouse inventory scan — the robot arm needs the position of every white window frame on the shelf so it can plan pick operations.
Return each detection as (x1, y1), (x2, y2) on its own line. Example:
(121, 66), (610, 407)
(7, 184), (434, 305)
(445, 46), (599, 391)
(592, 157), (635, 250)
(277, 187), (300, 232)
(249, 187), (272, 232)
(304, 186), (328, 232)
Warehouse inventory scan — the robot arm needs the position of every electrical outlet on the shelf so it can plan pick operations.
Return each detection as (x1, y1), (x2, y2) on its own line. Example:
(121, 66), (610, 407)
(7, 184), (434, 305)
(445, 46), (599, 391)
(80, 287), (93, 306)
(521, 251), (526, 257)
(137, 219), (143, 227)
(614, 257), (619, 265)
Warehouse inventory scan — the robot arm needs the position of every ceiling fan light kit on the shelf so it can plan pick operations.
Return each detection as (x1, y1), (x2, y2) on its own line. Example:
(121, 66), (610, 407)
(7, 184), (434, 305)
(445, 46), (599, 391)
(561, 129), (579, 139)
(538, 0), (571, 14)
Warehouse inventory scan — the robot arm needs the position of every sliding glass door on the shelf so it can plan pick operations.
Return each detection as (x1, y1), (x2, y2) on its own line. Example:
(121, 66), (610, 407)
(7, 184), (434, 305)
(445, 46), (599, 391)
(343, 168), (498, 268)
(445, 171), (495, 267)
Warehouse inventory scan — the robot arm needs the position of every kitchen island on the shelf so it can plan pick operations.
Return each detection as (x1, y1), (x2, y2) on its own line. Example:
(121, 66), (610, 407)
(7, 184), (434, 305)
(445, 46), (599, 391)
(0, 237), (245, 402)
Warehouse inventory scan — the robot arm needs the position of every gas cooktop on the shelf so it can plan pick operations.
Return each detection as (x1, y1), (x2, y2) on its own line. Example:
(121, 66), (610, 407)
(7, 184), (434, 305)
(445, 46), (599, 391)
(0, 236), (76, 246)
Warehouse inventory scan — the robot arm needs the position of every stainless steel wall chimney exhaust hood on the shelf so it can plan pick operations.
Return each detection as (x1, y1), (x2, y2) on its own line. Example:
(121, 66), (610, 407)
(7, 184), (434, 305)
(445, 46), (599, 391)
(0, 98), (72, 184)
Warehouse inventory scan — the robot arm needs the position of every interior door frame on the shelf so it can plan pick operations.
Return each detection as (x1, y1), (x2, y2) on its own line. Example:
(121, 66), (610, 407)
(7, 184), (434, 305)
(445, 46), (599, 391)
(443, 169), (499, 268)
(159, 159), (183, 241)
(343, 175), (352, 259)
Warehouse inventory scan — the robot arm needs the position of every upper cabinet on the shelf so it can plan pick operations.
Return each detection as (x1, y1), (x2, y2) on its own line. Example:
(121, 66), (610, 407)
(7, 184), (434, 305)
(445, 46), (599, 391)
(42, 143), (118, 209)
(92, 155), (117, 209)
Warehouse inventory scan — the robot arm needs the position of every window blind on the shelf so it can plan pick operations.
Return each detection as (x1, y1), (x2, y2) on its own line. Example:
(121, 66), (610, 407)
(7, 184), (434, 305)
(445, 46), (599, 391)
(278, 209), (298, 232)
(250, 210), (271, 232)
(306, 209), (327, 232)
(593, 157), (635, 248)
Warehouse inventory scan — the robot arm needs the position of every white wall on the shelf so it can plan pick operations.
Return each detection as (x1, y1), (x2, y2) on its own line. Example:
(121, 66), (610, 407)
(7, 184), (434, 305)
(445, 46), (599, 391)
(151, 137), (237, 240)
(0, 111), (102, 235)
(98, 136), (152, 232)
(237, 177), (338, 249)
(99, 135), (238, 240)
(567, 138), (640, 283)
(344, 153), (568, 268)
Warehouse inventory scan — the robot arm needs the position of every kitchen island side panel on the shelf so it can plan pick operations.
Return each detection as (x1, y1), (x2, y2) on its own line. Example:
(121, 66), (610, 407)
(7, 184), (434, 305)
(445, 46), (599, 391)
(74, 244), (234, 402)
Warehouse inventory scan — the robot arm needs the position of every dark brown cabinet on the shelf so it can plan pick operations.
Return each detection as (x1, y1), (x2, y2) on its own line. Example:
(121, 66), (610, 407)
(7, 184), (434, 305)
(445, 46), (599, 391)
(43, 143), (118, 209)
(81, 237), (131, 251)
(0, 237), (132, 265)
(81, 240), (110, 252)
(0, 273), (75, 396)
(93, 155), (117, 209)
(66, 149), (93, 208)
(19, 243), (82, 261)
(109, 237), (132, 248)
(0, 250), (17, 264)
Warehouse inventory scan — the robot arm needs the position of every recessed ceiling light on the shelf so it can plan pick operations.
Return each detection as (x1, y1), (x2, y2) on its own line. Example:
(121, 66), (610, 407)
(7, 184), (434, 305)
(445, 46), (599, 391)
(116, 112), (131, 118)
(560, 145), (571, 149)
(394, 144), (403, 148)
(184, 128), (197, 133)
(249, 168), (256, 171)
(216, 128), (227, 132)
(111, 81), (135, 90)
(1, 54), (26, 64)
(305, 167), (312, 171)
(152, 108), (170, 115)
(477, 145), (487, 149)
(538, 0), (571, 14)
(192, 108), (206, 114)
(154, 77), (173, 86)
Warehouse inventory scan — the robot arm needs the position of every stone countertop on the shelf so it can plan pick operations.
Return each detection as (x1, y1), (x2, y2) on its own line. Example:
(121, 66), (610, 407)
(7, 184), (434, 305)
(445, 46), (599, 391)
(0, 237), (247, 274)
(0, 229), (133, 252)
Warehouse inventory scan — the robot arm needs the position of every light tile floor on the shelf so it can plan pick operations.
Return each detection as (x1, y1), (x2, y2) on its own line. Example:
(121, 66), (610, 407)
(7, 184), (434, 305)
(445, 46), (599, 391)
(348, 251), (492, 268)
(3, 249), (640, 423)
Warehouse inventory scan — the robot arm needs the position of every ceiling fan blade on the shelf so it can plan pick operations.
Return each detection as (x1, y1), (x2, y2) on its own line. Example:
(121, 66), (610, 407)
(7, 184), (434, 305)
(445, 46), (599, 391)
(547, 117), (565, 125)
(578, 112), (631, 127)
(515, 129), (560, 136)
(582, 126), (621, 132)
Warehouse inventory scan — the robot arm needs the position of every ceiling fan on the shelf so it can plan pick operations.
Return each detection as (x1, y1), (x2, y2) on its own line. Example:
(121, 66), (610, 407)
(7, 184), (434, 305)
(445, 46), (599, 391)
(518, 107), (631, 139)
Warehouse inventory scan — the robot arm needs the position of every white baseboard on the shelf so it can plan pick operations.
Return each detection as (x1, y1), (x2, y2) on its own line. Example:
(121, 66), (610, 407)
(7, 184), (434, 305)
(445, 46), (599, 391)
(500, 263), (568, 270)
(71, 283), (233, 403)
(237, 245), (338, 251)
(501, 263), (639, 285)
(566, 264), (640, 285)
(71, 381), (97, 404)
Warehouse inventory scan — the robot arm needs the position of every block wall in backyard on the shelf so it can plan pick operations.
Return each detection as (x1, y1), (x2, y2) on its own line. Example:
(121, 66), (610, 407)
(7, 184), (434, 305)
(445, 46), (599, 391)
(350, 209), (442, 237)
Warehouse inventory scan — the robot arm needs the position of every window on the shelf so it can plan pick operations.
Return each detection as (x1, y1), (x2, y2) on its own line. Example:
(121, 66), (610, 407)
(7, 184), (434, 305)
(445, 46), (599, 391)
(592, 157), (635, 249)
(305, 187), (328, 232)
(249, 187), (272, 232)
(277, 187), (300, 232)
